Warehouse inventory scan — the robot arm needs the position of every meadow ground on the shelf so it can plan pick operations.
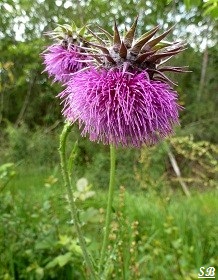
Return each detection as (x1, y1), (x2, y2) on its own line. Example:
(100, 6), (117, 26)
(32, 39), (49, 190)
(0, 164), (217, 279)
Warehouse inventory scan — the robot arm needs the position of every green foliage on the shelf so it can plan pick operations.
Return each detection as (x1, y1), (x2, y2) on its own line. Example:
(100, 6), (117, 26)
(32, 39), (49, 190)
(170, 136), (218, 188)
(124, 191), (218, 280)
(1, 125), (139, 189)
(2, 126), (217, 193)
(0, 38), (62, 126)
(2, 124), (59, 166)
(137, 136), (218, 193)
(203, 0), (218, 18)
(5, 124), (30, 161)
(0, 163), (16, 191)
(0, 171), (88, 279)
(0, 170), (217, 279)
(136, 142), (169, 192)
(102, 186), (141, 279)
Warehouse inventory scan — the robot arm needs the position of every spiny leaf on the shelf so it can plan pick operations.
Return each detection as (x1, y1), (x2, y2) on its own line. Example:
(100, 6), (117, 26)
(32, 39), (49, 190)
(85, 45), (116, 63)
(71, 21), (77, 31)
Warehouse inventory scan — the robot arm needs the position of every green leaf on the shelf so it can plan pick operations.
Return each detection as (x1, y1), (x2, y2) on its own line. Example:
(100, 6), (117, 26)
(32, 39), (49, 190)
(0, 163), (14, 172)
(35, 267), (44, 280)
(210, 6), (218, 17)
(57, 252), (72, 267)
(69, 241), (83, 255)
(203, 0), (217, 7)
(184, 0), (201, 8)
(190, 0), (201, 6)
(35, 238), (56, 250)
(58, 234), (71, 246)
(46, 252), (72, 269)
(203, 4), (218, 18)
(78, 25), (87, 36)
(184, 0), (191, 9)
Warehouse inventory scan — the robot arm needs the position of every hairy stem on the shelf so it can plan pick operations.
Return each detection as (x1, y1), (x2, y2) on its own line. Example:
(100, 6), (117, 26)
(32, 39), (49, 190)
(99, 145), (116, 273)
(59, 122), (98, 280)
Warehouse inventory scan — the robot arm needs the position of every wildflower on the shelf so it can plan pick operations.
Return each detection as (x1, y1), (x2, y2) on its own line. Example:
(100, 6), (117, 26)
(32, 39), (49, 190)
(42, 23), (92, 82)
(60, 65), (182, 147)
(58, 17), (188, 147)
(42, 44), (87, 82)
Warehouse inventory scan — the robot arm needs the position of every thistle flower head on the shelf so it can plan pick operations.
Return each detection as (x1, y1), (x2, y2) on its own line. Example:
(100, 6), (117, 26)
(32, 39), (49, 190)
(42, 44), (87, 82)
(60, 66), (182, 147)
(42, 23), (92, 82)
(44, 18), (188, 147)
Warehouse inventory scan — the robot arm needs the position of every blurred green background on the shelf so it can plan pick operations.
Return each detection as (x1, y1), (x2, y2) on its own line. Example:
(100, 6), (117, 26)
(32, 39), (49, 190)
(0, 0), (217, 279)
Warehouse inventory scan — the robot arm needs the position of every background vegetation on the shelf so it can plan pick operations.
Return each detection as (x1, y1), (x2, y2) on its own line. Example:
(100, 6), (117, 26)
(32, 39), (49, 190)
(0, 0), (217, 279)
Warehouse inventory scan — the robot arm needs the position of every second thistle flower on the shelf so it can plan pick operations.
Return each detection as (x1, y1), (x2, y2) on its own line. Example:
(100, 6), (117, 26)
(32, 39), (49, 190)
(42, 24), (91, 83)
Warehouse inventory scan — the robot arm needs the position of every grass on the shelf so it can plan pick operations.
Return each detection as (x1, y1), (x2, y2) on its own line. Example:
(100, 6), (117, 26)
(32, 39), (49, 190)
(0, 164), (217, 279)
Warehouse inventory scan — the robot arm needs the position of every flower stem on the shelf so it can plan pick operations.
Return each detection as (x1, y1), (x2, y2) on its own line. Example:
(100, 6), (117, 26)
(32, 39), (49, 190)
(98, 145), (116, 273)
(59, 122), (98, 280)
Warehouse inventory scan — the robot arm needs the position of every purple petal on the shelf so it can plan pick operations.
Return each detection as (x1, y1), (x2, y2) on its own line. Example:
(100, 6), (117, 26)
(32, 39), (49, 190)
(59, 67), (183, 147)
(42, 44), (88, 83)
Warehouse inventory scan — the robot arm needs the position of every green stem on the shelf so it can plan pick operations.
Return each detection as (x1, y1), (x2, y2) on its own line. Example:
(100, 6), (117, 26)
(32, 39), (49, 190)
(59, 122), (97, 280)
(98, 145), (116, 273)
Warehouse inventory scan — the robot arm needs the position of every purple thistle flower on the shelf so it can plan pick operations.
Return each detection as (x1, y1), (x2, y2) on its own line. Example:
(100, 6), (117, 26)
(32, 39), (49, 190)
(59, 66), (182, 147)
(42, 44), (87, 83)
